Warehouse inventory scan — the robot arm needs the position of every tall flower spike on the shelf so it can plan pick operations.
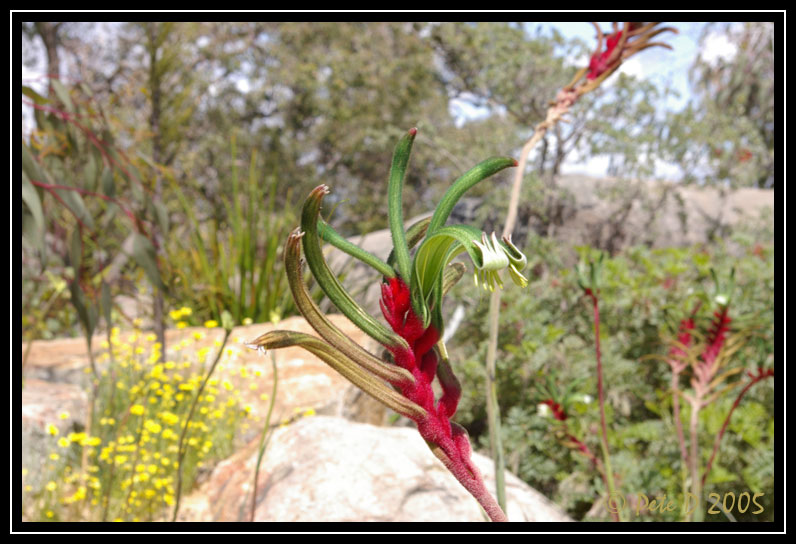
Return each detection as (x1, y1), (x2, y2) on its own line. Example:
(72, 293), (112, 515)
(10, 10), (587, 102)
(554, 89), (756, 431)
(250, 130), (518, 522)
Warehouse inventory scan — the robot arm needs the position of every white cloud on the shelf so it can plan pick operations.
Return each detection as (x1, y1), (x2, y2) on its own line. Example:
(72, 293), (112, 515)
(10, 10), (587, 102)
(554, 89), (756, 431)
(700, 31), (738, 65)
(618, 56), (645, 79)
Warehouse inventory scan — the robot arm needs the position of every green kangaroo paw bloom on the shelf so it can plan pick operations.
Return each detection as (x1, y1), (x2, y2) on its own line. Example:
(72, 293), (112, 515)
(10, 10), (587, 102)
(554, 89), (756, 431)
(317, 219), (395, 278)
(246, 330), (425, 421)
(301, 185), (408, 350)
(284, 228), (414, 387)
(387, 128), (418, 281)
(426, 157), (517, 237)
(410, 224), (485, 323)
(411, 226), (530, 327)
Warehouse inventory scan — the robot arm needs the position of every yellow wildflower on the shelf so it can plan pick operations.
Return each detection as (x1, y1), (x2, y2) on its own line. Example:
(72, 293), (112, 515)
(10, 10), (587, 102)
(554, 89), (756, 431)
(144, 420), (162, 434)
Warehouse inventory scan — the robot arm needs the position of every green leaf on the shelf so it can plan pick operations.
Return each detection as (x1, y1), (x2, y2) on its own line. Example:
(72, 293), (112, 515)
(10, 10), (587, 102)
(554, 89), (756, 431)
(21, 172), (46, 252)
(132, 233), (165, 290)
(69, 280), (97, 338)
(54, 185), (95, 230)
(22, 143), (48, 183)
(69, 227), (83, 269)
(101, 281), (113, 330)
(154, 201), (170, 237)
(707, 465), (738, 484)
(101, 167), (115, 198)
(84, 151), (98, 192)
(22, 85), (50, 105)
(50, 79), (74, 112)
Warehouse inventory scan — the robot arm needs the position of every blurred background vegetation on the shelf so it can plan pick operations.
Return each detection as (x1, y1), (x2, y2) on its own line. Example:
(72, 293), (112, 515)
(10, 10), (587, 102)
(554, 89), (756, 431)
(21, 21), (775, 521)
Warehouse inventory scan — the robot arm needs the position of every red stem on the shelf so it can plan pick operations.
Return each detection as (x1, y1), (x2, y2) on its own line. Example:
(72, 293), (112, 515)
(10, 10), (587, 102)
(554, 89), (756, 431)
(23, 98), (141, 188)
(563, 428), (619, 522)
(29, 178), (140, 228)
(701, 370), (773, 486)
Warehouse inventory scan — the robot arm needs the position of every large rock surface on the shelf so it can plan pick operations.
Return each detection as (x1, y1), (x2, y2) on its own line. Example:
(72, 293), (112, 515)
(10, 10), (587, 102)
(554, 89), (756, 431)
(546, 175), (774, 251)
(177, 415), (571, 522)
(21, 379), (89, 490)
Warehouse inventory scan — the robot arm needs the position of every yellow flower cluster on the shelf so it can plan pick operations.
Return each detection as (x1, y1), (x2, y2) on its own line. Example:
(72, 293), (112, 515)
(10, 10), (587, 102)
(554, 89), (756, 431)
(22, 311), (264, 522)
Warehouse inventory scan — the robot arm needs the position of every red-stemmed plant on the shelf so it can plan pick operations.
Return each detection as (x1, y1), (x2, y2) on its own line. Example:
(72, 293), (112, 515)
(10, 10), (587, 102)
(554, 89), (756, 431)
(247, 129), (530, 521)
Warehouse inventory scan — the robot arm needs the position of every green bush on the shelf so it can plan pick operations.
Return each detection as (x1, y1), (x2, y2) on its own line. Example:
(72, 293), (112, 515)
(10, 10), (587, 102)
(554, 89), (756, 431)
(448, 232), (774, 521)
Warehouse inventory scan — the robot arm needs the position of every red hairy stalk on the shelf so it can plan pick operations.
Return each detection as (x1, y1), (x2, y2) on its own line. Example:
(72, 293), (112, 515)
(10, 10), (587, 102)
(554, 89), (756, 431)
(29, 178), (139, 227)
(701, 367), (773, 486)
(380, 277), (507, 522)
(668, 309), (698, 468)
(583, 286), (623, 520)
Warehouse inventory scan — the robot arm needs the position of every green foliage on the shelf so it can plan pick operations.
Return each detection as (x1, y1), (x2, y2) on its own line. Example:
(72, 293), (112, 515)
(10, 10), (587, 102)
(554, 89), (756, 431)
(667, 22), (774, 188)
(21, 82), (163, 347)
(448, 231), (774, 521)
(166, 138), (298, 326)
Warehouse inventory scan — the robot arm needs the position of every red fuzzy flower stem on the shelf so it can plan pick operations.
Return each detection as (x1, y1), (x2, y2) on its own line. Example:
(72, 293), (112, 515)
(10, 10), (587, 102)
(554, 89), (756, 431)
(380, 277), (507, 521)
(701, 368), (773, 486)
(584, 288), (621, 520)
(669, 309), (698, 468)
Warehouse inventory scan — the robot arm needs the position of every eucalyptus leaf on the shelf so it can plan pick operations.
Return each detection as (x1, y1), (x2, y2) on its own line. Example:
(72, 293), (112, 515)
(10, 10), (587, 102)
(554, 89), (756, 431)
(21, 173), (46, 251)
(132, 233), (165, 290)
(50, 79), (74, 112)
(22, 85), (50, 105)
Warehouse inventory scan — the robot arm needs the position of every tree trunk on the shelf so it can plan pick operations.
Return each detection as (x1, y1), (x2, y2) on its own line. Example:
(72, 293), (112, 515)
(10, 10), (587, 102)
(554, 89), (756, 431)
(35, 22), (61, 97)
